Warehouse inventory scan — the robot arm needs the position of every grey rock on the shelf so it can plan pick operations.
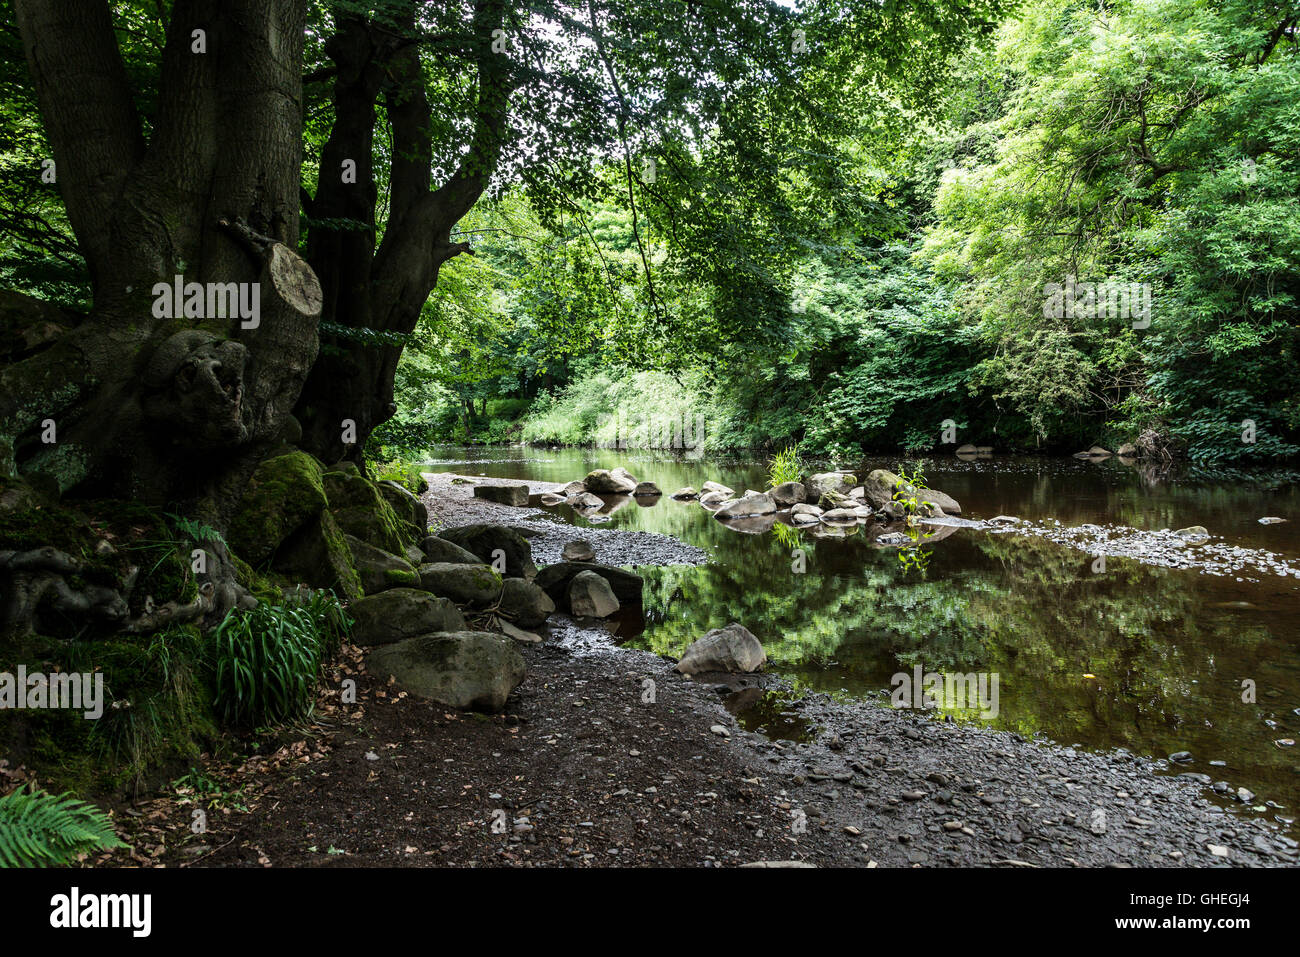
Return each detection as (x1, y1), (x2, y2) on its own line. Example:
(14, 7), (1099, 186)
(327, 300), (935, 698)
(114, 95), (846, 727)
(417, 562), (502, 605)
(421, 535), (482, 565)
(344, 534), (419, 594)
(584, 469), (636, 493)
(366, 631), (525, 712)
(561, 540), (596, 562)
(567, 570), (620, 618)
(805, 472), (857, 500)
(534, 561), (644, 605)
(715, 492), (777, 520)
(675, 622), (766, 675)
(439, 523), (537, 579)
(472, 484), (529, 506)
(350, 588), (467, 646)
(771, 482), (806, 506)
(499, 577), (555, 628)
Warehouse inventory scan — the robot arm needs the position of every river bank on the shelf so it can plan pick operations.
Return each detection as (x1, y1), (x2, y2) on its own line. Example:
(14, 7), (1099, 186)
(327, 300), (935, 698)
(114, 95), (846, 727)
(98, 472), (1295, 867)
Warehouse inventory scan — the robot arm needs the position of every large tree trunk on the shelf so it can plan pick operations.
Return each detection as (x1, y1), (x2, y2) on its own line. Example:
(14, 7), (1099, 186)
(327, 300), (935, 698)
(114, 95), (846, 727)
(3, 0), (319, 626)
(294, 0), (512, 465)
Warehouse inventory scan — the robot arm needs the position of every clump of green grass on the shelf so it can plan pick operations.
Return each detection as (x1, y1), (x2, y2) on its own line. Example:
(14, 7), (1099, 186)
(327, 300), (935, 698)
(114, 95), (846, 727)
(208, 590), (351, 728)
(768, 446), (803, 488)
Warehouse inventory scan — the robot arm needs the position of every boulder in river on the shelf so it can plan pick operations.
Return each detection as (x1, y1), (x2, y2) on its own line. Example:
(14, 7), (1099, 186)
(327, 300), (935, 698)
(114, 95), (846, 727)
(700, 480), (734, 498)
(633, 481), (662, 497)
(790, 503), (822, 524)
(818, 489), (853, 510)
(715, 492), (777, 520)
(805, 472), (857, 500)
(955, 443), (978, 455)
(699, 491), (729, 508)
(584, 468), (636, 494)
(569, 491), (605, 509)
(771, 482), (806, 506)
(1174, 525), (1210, 540)
(862, 468), (961, 515)
(472, 483), (528, 506)
(567, 570), (620, 618)
(561, 480), (587, 497)
(670, 487), (698, 500)
(439, 524), (537, 580)
(1258, 516), (1287, 525)
(675, 622), (766, 675)
(539, 492), (566, 506)
(350, 588), (467, 646)
(820, 508), (859, 526)
(366, 632), (524, 712)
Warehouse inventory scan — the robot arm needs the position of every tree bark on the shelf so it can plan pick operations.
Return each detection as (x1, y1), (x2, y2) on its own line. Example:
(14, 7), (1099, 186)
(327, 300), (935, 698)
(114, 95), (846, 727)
(5, 0), (319, 626)
(294, 0), (513, 465)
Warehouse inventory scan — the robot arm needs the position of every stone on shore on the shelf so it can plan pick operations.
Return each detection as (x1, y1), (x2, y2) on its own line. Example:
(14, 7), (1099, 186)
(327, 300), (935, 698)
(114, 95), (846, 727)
(438, 524), (537, 579)
(350, 588), (467, 646)
(417, 562), (502, 605)
(567, 570), (620, 618)
(562, 540), (596, 562)
(366, 632), (525, 712)
(534, 561), (644, 605)
(675, 622), (766, 676)
(472, 484), (529, 506)
(499, 577), (555, 628)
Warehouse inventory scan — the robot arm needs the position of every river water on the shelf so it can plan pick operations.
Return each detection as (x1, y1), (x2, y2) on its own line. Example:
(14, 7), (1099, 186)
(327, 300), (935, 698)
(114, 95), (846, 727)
(421, 446), (1300, 821)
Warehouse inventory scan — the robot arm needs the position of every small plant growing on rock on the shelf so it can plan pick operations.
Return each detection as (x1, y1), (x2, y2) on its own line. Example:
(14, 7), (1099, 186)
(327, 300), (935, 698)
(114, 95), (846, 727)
(768, 446), (803, 488)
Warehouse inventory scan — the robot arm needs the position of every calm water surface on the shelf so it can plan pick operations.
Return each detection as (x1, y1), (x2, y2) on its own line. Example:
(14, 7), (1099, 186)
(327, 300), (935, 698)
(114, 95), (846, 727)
(423, 446), (1300, 820)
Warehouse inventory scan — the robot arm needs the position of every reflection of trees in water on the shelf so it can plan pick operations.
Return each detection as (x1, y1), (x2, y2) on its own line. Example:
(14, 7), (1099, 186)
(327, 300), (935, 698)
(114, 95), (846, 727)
(636, 530), (1286, 780)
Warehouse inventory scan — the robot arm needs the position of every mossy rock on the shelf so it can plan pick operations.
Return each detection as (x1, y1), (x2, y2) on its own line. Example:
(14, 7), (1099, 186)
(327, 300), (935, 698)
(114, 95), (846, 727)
(365, 632), (525, 712)
(271, 510), (363, 601)
(349, 588), (468, 646)
(417, 562), (503, 605)
(377, 481), (428, 536)
(228, 451), (328, 565)
(343, 534), (418, 596)
(229, 551), (284, 605)
(324, 470), (414, 556)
